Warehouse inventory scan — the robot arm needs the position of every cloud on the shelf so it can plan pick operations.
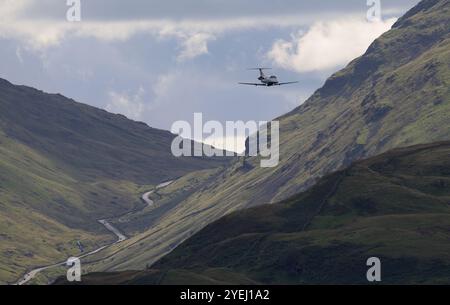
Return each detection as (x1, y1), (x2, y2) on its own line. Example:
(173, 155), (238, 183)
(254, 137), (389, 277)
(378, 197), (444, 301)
(0, 0), (408, 64)
(105, 86), (146, 121)
(0, 16), (311, 52)
(267, 17), (397, 73)
(177, 33), (215, 61)
(0, 0), (345, 58)
(0, 0), (31, 17)
(0, 0), (416, 60)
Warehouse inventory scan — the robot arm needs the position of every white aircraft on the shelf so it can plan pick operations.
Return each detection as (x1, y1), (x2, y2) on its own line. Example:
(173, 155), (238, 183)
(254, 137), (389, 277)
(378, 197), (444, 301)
(239, 68), (299, 87)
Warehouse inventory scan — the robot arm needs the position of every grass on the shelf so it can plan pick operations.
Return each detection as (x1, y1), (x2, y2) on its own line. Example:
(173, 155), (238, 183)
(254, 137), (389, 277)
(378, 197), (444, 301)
(0, 130), (141, 283)
(76, 142), (450, 285)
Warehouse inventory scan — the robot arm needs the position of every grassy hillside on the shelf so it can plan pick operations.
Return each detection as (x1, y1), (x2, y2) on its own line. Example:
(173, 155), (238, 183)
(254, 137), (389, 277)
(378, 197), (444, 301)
(86, 0), (450, 273)
(0, 129), (134, 283)
(0, 78), (228, 184)
(75, 141), (450, 284)
(0, 79), (228, 284)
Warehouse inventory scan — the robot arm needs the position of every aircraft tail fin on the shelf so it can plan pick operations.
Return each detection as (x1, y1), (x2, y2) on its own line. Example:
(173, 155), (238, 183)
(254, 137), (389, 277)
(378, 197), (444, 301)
(248, 67), (271, 78)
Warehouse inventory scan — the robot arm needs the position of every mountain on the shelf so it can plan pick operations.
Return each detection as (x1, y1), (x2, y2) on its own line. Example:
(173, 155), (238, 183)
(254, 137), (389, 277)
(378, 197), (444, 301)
(0, 78), (229, 284)
(74, 141), (450, 284)
(0, 78), (228, 184)
(85, 0), (450, 274)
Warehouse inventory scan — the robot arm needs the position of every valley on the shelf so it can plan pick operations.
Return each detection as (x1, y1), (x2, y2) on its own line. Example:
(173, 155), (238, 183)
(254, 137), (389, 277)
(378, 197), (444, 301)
(79, 0), (450, 277)
(0, 0), (449, 286)
(16, 181), (174, 285)
(0, 78), (229, 284)
(16, 219), (123, 285)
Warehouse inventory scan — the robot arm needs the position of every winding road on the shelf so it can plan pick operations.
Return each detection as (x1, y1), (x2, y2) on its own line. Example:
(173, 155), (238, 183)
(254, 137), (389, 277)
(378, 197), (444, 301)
(15, 180), (173, 285)
(141, 180), (173, 207)
(98, 219), (126, 242)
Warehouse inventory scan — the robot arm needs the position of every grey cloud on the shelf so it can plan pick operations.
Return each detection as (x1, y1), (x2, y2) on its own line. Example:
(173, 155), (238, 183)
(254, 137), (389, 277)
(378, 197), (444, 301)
(19, 0), (419, 21)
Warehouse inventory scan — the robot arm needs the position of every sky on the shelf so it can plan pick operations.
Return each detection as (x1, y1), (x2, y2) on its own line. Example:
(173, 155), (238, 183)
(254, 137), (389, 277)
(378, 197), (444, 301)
(0, 0), (420, 152)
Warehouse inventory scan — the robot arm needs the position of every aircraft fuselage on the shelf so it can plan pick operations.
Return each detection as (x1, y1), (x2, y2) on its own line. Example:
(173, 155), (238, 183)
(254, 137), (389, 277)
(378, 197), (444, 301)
(259, 75), (279, 86)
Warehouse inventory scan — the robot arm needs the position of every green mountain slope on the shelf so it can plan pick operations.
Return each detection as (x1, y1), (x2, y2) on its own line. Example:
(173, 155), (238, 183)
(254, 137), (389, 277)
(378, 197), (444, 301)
(0, 78), (228, 184)
(76, 141), (450, 284)
(0, 79), (228, 284)
(87, 0), (450, 273)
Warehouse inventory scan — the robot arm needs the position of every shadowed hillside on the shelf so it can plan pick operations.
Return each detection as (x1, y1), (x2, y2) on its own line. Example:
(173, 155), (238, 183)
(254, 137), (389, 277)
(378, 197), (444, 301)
(0, 78), (229, 184)
(75, 141), (450, 284)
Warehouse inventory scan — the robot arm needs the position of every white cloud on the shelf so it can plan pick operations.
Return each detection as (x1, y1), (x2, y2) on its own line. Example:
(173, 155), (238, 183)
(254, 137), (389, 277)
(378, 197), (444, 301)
(0, 0), (32, 17)
(0, 0), (337, 59)
(0, 0), (414, 62)
(105, 86), (146, 121)
(177, 33), (215, 61)
(267, 17), (397, 73)
(2, 16), (301, 51)
(0, 1), (59, 49)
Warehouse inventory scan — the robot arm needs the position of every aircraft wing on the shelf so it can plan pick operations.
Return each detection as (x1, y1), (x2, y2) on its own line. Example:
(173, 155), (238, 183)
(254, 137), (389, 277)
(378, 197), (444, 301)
(277, 81), (299, 86)
(238, 82), (267, 86)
